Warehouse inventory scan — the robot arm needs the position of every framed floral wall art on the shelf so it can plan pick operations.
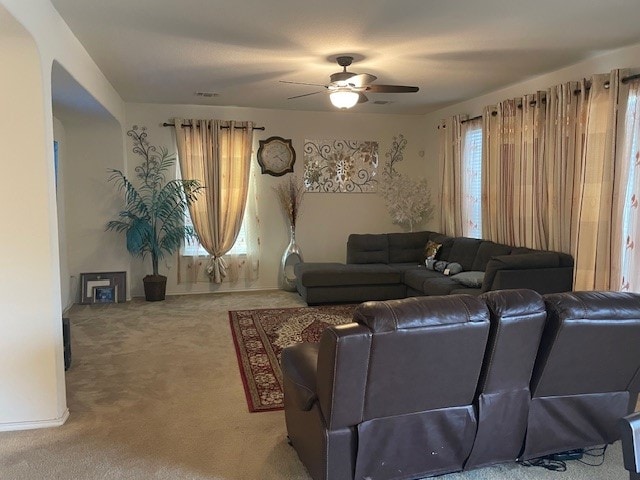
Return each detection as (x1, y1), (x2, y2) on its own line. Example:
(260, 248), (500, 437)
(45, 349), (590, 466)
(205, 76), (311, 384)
(303, 139), (378, 193)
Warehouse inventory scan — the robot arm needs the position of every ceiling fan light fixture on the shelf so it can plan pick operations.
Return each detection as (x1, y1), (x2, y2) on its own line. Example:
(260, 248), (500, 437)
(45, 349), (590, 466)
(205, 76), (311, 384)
(329, 89), (359, 109)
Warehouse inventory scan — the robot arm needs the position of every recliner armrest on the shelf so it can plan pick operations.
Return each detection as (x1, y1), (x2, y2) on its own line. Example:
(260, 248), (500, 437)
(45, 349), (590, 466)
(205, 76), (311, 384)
(281, 343), (320, 411)
(317, 324), (372, 429)
(481, 253), (561, 292)
(489, 267), (573, 295)
(620, 412), (640, 477)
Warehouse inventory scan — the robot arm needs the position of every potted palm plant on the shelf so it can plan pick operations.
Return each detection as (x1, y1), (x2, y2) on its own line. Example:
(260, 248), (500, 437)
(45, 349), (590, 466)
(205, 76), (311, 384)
(107, 126), (203, 301)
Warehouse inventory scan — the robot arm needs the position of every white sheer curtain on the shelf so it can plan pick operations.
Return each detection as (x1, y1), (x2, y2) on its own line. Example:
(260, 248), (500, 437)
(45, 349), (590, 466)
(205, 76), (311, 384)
(242, 166), (261, 281)
(618, 80), (640, 292)
(439, 116), (483, 239)
(461, 118), (483, 238)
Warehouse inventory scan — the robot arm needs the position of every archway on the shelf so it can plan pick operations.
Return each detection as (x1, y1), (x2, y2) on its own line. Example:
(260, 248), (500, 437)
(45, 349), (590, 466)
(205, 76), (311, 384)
(0, 5), (67, 430)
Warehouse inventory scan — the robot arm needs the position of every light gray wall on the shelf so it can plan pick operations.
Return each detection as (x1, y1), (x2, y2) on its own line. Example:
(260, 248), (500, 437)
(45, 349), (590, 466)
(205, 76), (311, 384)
(52, 116), (72, 311)
(124, 103), (434, 296)
(62, 117), (128, 302)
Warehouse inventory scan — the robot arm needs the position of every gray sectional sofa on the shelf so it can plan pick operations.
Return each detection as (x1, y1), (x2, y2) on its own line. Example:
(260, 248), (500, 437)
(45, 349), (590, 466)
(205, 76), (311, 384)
(294, 231), (574, 305)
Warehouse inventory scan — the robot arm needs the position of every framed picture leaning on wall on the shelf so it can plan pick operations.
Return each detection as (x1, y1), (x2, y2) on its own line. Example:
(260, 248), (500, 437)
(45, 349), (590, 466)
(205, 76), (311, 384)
(79, 271), (126, 304)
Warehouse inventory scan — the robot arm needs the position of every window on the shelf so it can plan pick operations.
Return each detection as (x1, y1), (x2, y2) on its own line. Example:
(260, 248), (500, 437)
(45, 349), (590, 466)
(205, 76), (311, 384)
(462, 122), (483, 238)
(181, 213), (248, 256)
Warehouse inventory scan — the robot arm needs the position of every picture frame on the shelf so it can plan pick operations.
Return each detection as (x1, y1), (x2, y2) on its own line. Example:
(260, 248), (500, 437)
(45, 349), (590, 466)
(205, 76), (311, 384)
(93, 286), (116, 303)
(303, 138), (378, 193)
(80, 271), (126, 304)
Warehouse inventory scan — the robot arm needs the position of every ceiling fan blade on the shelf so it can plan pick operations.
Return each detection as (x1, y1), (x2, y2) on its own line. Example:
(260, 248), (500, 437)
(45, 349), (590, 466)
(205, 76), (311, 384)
(358, 93), (369, 104)
(330, 71), (356, 84)
(287, 91), (323, 100)
(280, 80), (328, 88)
(365, 84), (419, 93)
(347, 73), (377, 87)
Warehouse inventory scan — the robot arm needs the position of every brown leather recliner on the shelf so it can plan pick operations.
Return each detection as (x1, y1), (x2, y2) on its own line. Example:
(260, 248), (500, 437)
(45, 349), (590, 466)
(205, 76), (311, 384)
(464, 289), (547, 469)
(282, 294), (493, 480)
(620, 412), (640, 480)
(521, 291), (640, 460)
(283, 290), (640, 480)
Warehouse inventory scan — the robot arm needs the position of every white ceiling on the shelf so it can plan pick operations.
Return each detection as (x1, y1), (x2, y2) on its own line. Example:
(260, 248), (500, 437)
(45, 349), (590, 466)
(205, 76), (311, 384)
(50, 0), (640, 115)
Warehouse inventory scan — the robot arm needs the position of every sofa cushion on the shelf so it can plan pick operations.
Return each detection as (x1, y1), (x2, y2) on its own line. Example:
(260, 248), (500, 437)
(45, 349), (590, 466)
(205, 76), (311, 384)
(347, 234), (389, 264)
(388, 231), (431, 264)
(403, 268), (444, 291)
(295, 262), (342, 280)
(451, 271), (485, 288)
(557, 252), (574, 267)
(299, 263), (402, 287)
(511, 247), (534, 255)
(429, 232), (453, 247)
(422, 276), (462, 296)
(472, 241), (513, 271)
(447, 237), (483, 271)
(390, 263), (424, 272)
(482, 252), (560, 292)
(450, 287), (482, 296)
(436, 237), (455, 261)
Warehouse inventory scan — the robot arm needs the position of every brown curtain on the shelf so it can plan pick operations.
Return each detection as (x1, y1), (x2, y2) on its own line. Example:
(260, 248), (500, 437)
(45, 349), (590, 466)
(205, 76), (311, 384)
(480, 71), (634, 290)
(544, 81), (588, 254)
(572, 73), (619, 290)
(482, 82), (592, 255)
(482, 94), (547, 249)
(572, 71), (640, 290)
(439, 115), (464, 236)
(173, 119), (254, 283)
(445, 69), (638, 291)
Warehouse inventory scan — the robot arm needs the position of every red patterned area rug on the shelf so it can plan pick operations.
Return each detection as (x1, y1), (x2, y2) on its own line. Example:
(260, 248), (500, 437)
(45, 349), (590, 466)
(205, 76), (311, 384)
(229, 304), (356, 412)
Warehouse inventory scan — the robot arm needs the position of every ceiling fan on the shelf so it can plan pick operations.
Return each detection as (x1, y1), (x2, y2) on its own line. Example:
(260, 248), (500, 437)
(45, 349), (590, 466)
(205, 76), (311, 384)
(280, 56), (419, 109)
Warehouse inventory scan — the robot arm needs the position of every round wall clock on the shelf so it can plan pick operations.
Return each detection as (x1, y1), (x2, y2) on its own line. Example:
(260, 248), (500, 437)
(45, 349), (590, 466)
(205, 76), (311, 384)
(257, 136), (296, 176)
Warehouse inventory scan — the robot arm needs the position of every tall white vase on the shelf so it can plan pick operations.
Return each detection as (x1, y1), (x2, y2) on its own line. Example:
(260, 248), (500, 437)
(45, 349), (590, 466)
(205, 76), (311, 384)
(281, 225), (303, 291)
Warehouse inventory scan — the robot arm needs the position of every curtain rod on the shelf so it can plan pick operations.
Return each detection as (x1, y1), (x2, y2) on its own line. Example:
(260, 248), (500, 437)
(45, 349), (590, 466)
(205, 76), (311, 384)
(573, 74), (640, 95)
(574, 81), (605, 95)
(162, 122), (265, 130)
(438, 72), (640, 129)
(623, 73), (640, 84)
(460, 115), (483, 124)
(439, 115), (482, 128)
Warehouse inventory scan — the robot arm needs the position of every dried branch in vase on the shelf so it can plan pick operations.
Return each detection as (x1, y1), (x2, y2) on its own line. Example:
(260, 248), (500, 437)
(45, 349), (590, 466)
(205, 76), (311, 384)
(274, 176), (305, 229)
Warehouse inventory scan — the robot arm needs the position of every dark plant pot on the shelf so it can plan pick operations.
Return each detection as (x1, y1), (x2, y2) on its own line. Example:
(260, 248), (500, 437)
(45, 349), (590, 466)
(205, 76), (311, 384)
(143, 275), (167, 302)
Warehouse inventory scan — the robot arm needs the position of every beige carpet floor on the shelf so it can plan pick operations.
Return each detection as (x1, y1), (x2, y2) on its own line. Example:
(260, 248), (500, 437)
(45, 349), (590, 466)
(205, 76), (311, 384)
(0, 290), (631, 479)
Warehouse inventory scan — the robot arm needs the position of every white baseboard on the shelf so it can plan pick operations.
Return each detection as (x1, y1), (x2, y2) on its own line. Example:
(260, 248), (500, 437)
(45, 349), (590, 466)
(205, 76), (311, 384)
(0, 408), (69, 432)
(130, 286), (282, 299)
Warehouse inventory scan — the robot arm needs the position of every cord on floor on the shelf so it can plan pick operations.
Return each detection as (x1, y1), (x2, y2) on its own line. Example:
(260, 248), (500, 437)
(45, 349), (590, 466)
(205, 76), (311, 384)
(518, 445), (608, 472)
